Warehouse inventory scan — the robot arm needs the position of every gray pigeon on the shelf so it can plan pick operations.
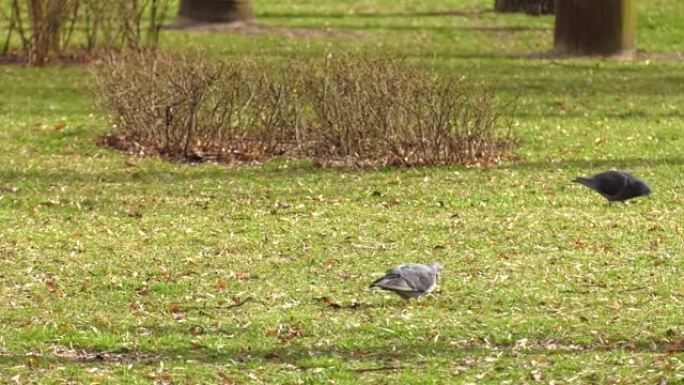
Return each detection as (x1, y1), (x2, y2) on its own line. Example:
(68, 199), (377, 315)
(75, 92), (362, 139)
(573, 170), (651, 202)
(370, 262), (441, 301)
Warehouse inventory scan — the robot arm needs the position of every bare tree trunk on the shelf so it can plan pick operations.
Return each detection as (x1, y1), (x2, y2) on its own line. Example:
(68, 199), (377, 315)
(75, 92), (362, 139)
(495, 0), (554, 15)
(495, 0), (519, 12)
(177, 0), (254, 24)
(554, 0), (636, 57)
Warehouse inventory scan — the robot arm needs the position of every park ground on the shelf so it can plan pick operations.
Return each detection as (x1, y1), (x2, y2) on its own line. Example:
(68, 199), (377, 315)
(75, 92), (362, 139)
(1, 0), (684, 383)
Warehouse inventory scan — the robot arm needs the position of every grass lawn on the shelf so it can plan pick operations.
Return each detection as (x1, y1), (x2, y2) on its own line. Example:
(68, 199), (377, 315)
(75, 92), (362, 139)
(2, 0), (684, 383)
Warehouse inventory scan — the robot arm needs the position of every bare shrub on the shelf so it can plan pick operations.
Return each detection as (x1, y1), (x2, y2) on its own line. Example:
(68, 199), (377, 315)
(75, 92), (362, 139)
(2, 0), (170, 65)
(93, 52), (514, 168)
(302, 56), (511, 166)
(94, 52), (304, 162)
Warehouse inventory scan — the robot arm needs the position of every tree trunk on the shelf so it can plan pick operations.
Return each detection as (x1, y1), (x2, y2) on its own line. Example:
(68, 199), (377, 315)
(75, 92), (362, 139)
(177, 0), (254, 24)
(495, 0), (523, 12)
(495, 0), (555, 15)
(554, 0), (636, 57)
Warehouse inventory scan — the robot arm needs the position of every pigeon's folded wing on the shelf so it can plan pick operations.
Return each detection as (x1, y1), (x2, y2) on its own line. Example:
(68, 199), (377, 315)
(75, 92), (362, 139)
(373, 275), (415, 292)
(596, 172), (628, 196)
(400, 268), (433, 292)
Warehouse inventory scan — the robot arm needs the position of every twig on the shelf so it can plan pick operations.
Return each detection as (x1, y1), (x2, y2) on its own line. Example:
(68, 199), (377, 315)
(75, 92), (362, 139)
(183, 297), (254, 311)
(2, 0), (15, 55)
(297, 364), (423, 372)
(559, 289), (591, 294)
(618, 286), (648, 293)
(349, 365), (413, 372)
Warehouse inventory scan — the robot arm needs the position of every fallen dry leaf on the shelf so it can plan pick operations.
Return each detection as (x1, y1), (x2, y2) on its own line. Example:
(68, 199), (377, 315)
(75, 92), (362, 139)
(45, 277), (58, 292)
(531, 370), (544, 382)
(218, 373), (237, 385)
(318, 296), (342, 308)
(381, 198), (401, 208)
(26, 356), (38, 367)
(265, 324), (302, 343)
(279, 325), (302, 343)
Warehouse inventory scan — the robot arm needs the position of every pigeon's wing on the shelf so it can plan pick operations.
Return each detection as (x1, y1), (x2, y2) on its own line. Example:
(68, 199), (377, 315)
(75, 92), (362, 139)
(385, 266), (403, 275)
(371, 274), (415, 292)
(594, 171), (628, 196)
(398, 264), (435, 292)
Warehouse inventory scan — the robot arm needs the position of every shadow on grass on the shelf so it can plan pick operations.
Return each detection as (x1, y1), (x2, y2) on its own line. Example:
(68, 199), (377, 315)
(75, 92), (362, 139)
(499, 156), (684, 170)
(1, 337), (683, 369)
(258, 8), (494, 19)
(274, 23), (549, 34)
(1, 156), (682, 187)
(0, 162), (327, 185)
(511, 110), (684, 119)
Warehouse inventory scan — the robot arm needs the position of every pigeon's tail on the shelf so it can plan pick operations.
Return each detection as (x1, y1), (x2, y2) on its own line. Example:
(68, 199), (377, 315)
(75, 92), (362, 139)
(369, 277), (384, 288)
(573, 176), (595, 188)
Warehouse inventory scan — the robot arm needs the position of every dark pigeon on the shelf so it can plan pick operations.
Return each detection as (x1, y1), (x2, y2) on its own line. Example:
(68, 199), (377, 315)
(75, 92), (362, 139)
(573, 170), (651, 202)
(370, 262), (441, 302)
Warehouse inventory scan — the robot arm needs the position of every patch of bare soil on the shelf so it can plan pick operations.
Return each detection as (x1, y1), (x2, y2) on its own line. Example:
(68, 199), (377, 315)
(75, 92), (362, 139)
(637, 51), (684, 61)
(516, 49), (684, 62)
(98, 133), (284, 165)
(98, 132), (513, 169)
(259, 7), (491, 18)
(164, 20), (366, 40)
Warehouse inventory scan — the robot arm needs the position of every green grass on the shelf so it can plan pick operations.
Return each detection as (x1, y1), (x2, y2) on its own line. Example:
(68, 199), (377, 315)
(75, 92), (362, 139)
(2, 1), (684, 383)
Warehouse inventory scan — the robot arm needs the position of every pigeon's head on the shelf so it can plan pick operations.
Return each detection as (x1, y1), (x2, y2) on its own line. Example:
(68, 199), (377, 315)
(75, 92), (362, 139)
(428, 262), (442, 274)
(636, 180), (652, 197)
